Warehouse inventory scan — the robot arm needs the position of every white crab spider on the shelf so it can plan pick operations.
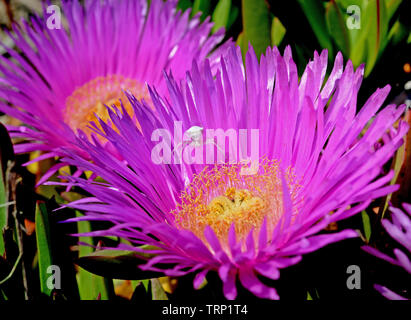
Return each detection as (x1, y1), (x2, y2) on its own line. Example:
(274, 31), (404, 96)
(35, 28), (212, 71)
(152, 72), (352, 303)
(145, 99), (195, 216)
(172, 126), (225, 156)
(184, 125), (204, 147)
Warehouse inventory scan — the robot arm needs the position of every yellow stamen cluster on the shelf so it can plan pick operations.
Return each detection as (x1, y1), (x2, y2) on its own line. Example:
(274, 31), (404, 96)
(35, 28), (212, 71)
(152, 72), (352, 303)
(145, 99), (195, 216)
(172, 159), (300, 245)
(64, 75), (149, 135)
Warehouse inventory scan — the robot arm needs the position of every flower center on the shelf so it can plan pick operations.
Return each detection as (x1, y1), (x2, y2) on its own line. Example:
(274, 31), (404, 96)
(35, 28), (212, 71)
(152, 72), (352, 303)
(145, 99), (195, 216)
(64, 75), (149, 135)
(172, 159), (300, 244)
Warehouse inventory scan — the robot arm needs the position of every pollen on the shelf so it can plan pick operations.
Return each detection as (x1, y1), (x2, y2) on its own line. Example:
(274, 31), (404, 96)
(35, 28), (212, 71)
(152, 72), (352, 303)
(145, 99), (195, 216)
(172, 159), (300, 245)
(64, 75), (149, 135)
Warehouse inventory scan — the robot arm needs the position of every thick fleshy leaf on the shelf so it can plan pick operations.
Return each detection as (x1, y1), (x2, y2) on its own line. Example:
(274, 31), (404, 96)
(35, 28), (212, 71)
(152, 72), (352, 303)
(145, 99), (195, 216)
(177, 0), (193, 12)
(0, 123), (13, 256)
(151, 278), (168, 300)
(76, 212), (112, 300)
(212, 0), (231, 33)
(379, 119), (408, 219)
(363, 0), (388, 76)
(241, 0), (271, 58)
(35, 201), (53, 296)
(227, 5), (239, 30)
(76, 249), (165, 280)
(391, 111), (411, 210)
(271, 17), (286, 47)
(192, 0), (211, 20)
(361, 210), (371, 242)
(0, 153), (6, 257)
(386, 0), (402, 20)
(325, 1), (350, 56)
(297, 0), (334, 56)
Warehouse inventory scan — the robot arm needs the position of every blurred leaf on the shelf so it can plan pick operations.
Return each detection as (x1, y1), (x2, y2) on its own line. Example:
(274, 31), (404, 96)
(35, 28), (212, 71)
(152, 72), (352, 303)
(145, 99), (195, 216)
(271, 16), (286, 47)
(298, 0), (334, 56)
(177, 0), (192, 12)
(391, 110), (411, 208)
(35, 201), (53, 296)
(227, 5), (239, 30)
(191, 0), (211, 20)
(0, 123), (13, 256)
(0, 162), (6, 257)
(378, 117), (408, 219)
(0, 288), (7, 300)
(212, 0), (231, 33)
(76, 212), (111, 300)
(151, 278), (168, 300)
(77, 267), (112, 300)
(241, 0), (271, 59)
(236, 31), (244, 46)
(387, 20), (408, 46)
(307, 288), (320, 300)
(76, 248), (165, 280)
(386, 0), (402, 20)
(363, 0), (389, 76)
(361, 210), (371, 242)
(325, 1), (350, 56)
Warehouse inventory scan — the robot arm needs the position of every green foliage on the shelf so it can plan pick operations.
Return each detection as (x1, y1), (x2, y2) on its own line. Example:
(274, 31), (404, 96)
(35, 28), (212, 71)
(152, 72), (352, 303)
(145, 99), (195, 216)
(271, 16), (286, 47)
(35, 202), (53, 296)
(0, 154), (6, 256)
(192, 0), (211, 20)
(241, 0), (271, 59)
(151, 278), (168, 300)
(76, 248), (166, 280)
(378, 131), (407, 219)
(177, 0), (192, 12)
(325, 1), (350, 57)
(212, 0), (231, 33)
(297, 0), (334, 56)
(361, 211), (371, 242)
(0, 123), (13, 256)
(76, 212), (112, 300)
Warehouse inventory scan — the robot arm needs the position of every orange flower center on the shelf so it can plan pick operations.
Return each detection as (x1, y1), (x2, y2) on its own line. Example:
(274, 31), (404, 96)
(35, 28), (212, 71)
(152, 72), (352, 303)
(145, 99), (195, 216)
(64, 75), (150, 135)
(172, 159), (300, 245)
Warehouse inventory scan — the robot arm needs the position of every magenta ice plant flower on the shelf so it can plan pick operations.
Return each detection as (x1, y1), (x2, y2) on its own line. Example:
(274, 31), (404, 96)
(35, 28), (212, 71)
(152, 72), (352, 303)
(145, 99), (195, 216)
(0, 0), (229, 183)
(57, 44), (408, 300)
(363, 203), (411, 300)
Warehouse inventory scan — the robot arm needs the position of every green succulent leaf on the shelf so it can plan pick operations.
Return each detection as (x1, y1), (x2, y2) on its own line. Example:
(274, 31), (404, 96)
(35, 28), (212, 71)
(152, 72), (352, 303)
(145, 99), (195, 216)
(0, 159), (6, 256)
(76, 248), (165, 280)
(151, 278), (168, 300)
(177, 0), (192, 12)
(212, 0), (231, 33)
(386, 0), (402, 20)
(298, 0), (334, 56)
(271, 16), (286, 47)
(192, 0), (211, 20)
(76, 213), (112, 300)
(241, 0), (271, 59)
(361, 210), (371, 242)
(35, 202), (53, 296)
(0, 123), (13, 256)
(325, 0), (350, 57)
(363, 0), (388, 76)
(227, 5), (239, 30)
